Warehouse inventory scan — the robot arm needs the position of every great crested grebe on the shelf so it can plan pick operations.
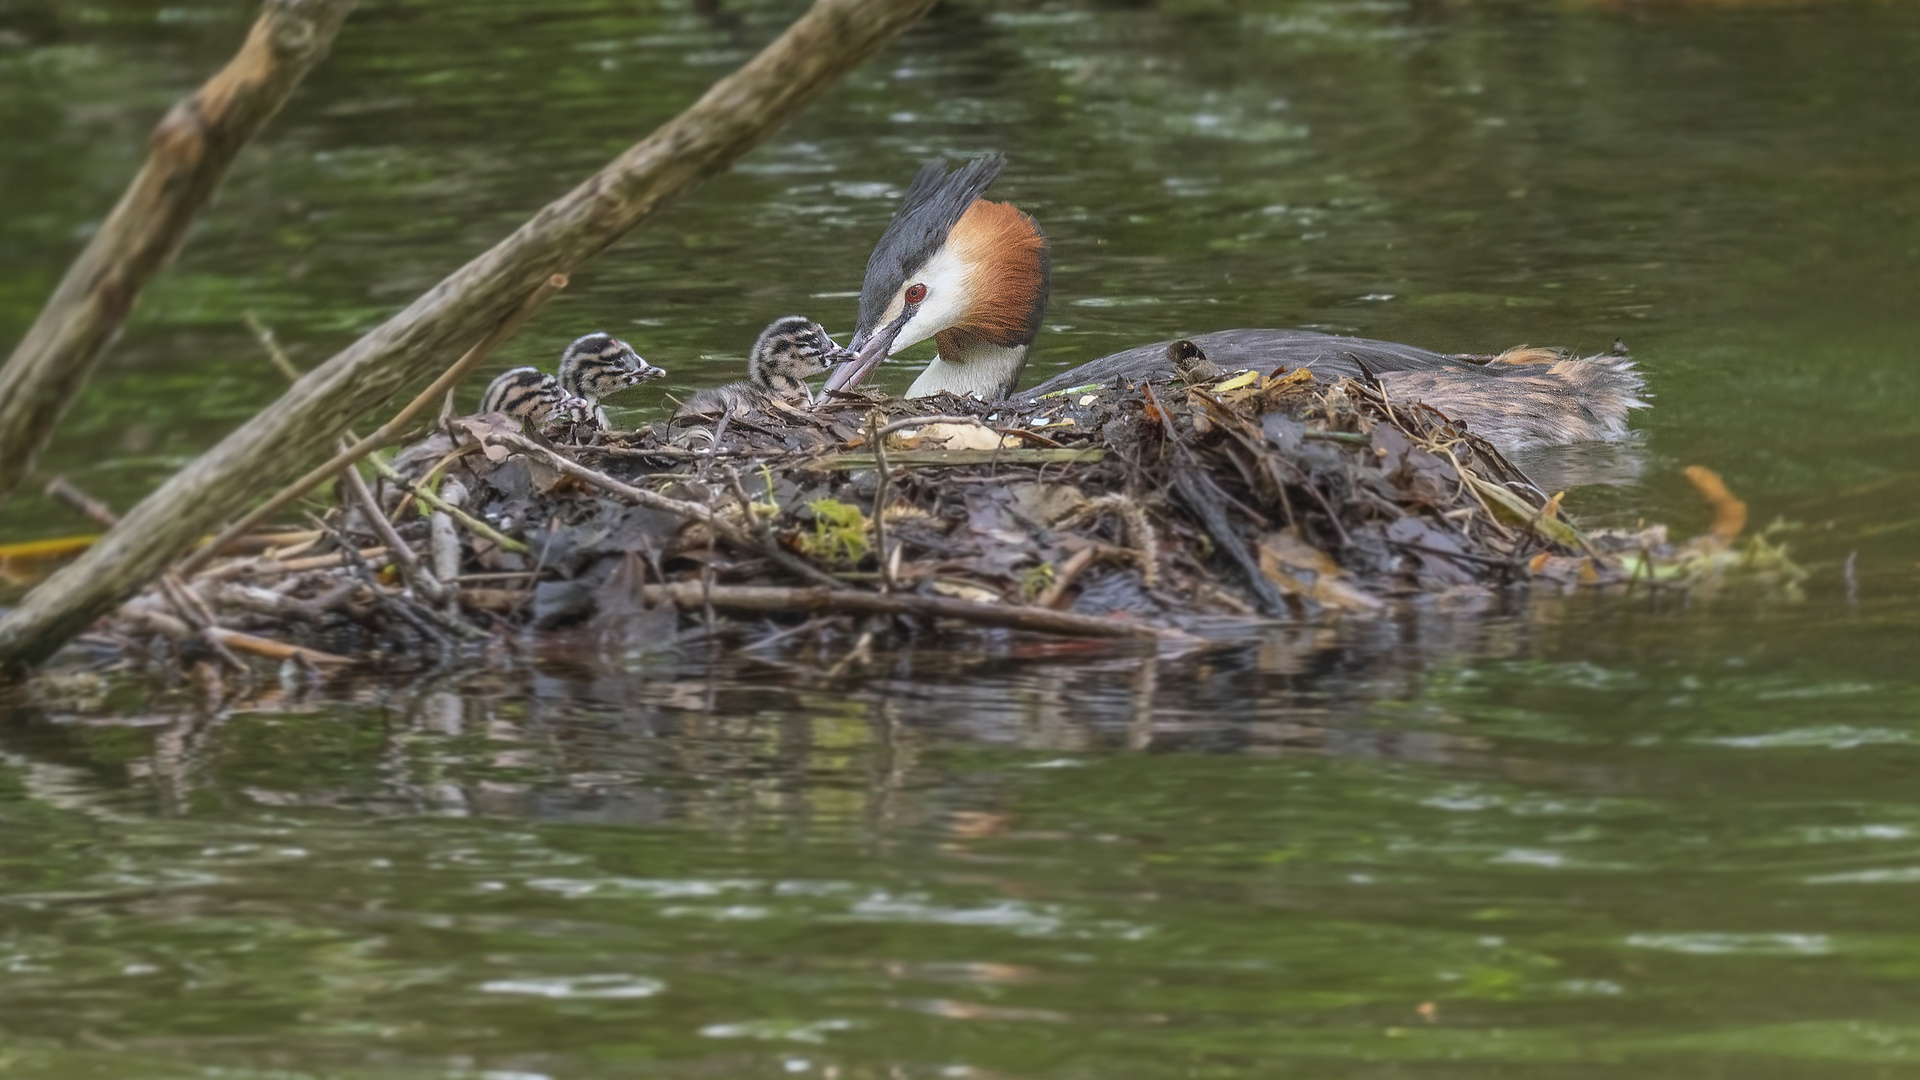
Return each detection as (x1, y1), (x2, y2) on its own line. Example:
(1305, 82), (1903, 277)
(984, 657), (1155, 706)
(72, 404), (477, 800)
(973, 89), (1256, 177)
(673, 315), (850, 422)
(821, 155), (1647, 452)
(558, 332), (666, 427)
(481, 367), (583, 423)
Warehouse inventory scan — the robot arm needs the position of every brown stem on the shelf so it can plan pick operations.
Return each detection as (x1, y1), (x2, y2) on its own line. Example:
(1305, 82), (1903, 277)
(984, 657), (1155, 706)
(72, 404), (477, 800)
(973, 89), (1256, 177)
(0, 0), (359, 497)
(488, 430), (749, 545)
(363, 454), (527, 554)
(337, 457), (445, 606)
(43, 477), (120, 529)
(118, 605), (354, 667)
(867, 411), (895, 592)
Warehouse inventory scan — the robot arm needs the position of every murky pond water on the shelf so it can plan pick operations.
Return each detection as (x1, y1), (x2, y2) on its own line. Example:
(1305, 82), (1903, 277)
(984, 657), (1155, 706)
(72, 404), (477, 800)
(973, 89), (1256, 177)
(3, 0), (1919, 1075)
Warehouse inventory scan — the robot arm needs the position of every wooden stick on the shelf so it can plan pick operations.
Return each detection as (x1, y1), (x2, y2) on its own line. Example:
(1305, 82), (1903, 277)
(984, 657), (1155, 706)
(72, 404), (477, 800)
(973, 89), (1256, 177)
(43, 477), (120, 528)
(487, 430), (749, 544)
(197, 546), (387, 582)
(866, 411), (896, 592)
(362, 453), (527, 554)
(640, 582), (1180, 641)
(804, 448), (1105, 471)
(0, 0), (936, 675)
(0, 0), (358, 498)
(488, 430), (843, 590)
(337, 457), (447, 605)
(120, 605), (354, 666)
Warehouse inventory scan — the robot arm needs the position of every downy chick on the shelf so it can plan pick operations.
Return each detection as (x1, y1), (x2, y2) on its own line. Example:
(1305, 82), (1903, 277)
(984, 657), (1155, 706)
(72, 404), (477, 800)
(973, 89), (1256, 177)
(481, 367), (582, 424)
(673, 316), (849, 422)
(1167, 338), (1225, 384)
(558, 332), (666, 428)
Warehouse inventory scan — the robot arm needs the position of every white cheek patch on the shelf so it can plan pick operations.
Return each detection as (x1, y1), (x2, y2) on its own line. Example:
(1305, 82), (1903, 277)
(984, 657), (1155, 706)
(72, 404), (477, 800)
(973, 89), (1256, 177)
(891, 243), (974, 355)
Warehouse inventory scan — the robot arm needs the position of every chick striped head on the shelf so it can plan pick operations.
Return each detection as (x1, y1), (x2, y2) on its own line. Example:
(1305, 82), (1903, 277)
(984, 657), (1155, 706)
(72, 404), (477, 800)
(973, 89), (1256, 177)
(559, 332), (665, 403)
(748, 316), (851, 400)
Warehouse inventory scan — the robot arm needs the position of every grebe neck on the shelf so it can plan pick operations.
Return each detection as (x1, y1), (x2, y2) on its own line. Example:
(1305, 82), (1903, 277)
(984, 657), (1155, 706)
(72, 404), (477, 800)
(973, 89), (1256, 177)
(906, 330), (1030, 400)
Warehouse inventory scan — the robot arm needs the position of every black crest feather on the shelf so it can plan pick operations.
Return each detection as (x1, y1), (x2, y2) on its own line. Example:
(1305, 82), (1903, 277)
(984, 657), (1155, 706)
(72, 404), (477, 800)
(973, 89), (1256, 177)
(854, 154), (1007, 337)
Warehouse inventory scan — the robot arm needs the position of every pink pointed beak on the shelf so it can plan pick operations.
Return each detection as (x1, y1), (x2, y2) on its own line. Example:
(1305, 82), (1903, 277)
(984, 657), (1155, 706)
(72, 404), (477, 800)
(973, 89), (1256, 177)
(821, 306), (916, 395)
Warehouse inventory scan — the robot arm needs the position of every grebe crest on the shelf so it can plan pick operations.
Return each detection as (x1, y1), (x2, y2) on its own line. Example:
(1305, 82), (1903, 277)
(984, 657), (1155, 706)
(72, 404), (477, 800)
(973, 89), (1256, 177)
(822, 155), (1049, 400)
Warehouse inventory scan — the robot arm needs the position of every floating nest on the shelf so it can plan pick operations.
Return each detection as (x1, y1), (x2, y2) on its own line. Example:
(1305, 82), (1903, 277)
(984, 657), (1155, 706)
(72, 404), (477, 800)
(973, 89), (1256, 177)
(87, 366), (1802, 677)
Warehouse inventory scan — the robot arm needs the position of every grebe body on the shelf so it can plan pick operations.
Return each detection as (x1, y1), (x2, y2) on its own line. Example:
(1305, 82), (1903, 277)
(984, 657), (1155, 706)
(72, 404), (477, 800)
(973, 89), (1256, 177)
(481, 367), (581, 423)
(822, 155), (1647, 452)
(1030, 329), (1644, 450)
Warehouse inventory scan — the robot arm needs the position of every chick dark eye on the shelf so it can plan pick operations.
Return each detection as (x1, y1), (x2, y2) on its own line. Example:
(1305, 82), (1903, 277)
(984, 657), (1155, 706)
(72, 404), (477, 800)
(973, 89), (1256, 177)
(904, 283), (927, 305)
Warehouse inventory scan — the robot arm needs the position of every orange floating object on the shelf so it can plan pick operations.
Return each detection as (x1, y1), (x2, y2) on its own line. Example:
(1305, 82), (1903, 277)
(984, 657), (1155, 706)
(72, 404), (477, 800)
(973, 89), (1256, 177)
(1683, 465), (1749, 546)
(0, 534), (100, 587)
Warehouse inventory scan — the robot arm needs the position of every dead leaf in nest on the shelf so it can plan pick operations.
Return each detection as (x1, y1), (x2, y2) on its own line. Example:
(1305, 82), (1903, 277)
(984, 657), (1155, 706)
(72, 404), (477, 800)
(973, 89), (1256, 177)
(1006, 482), (1088, 528)
(1259, 529), (1384, 612)
(452, 413), (519, 462)
(887, 422), (1020, 452)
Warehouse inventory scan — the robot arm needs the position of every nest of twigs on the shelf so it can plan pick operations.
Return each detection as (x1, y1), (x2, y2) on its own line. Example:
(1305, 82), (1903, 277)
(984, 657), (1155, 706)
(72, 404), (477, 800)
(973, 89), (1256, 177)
(93, 367), (1803, 678)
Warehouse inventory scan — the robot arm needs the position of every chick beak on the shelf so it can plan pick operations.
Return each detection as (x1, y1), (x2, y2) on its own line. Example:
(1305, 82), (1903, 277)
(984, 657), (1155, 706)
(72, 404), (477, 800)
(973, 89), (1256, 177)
(822, 306), (915, 395)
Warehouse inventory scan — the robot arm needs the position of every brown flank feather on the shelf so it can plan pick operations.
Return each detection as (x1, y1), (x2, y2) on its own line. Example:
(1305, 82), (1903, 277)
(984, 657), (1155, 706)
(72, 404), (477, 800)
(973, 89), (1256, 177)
(949, 199), (1047, 347)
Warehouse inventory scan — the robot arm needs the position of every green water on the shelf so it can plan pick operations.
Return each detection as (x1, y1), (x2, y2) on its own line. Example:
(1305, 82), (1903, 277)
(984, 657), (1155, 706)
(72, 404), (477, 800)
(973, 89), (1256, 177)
(3, 0), (1920, 1075)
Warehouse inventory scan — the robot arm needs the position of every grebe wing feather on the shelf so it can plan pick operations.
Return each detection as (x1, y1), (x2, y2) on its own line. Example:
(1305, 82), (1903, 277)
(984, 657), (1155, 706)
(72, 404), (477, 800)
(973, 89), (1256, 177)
(1023, 329), (1495, 399)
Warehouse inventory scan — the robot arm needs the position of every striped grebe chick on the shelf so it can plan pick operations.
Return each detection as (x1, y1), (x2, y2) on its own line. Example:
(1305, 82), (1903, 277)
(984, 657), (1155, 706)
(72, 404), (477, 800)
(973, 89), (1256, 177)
(481, 367), (581, 423)
(558, 332), (665, 427)
(822, 155), (1648, 453)
(673, 316), (849, 422)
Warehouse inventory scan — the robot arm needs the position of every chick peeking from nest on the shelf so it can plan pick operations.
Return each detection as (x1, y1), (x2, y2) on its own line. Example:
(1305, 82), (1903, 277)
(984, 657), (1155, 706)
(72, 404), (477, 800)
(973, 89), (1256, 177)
(480, 367), (584, 426)
(1168, 339), (1225, 385)
(672, 315), (852, 423)
(559, 332), (665, 428)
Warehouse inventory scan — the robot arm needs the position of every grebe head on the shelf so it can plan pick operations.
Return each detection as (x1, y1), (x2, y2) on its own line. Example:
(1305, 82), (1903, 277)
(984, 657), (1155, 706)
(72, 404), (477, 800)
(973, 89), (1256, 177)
(481, 367), (581, 422)
(749, 315), (845, 399)
(822, 154), (1050, 397)
(558, 332), (664, 403)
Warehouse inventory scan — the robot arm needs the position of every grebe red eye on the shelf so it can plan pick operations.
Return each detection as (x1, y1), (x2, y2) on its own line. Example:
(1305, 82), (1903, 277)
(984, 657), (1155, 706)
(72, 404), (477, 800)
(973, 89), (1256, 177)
(904, 283), (927, 305)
